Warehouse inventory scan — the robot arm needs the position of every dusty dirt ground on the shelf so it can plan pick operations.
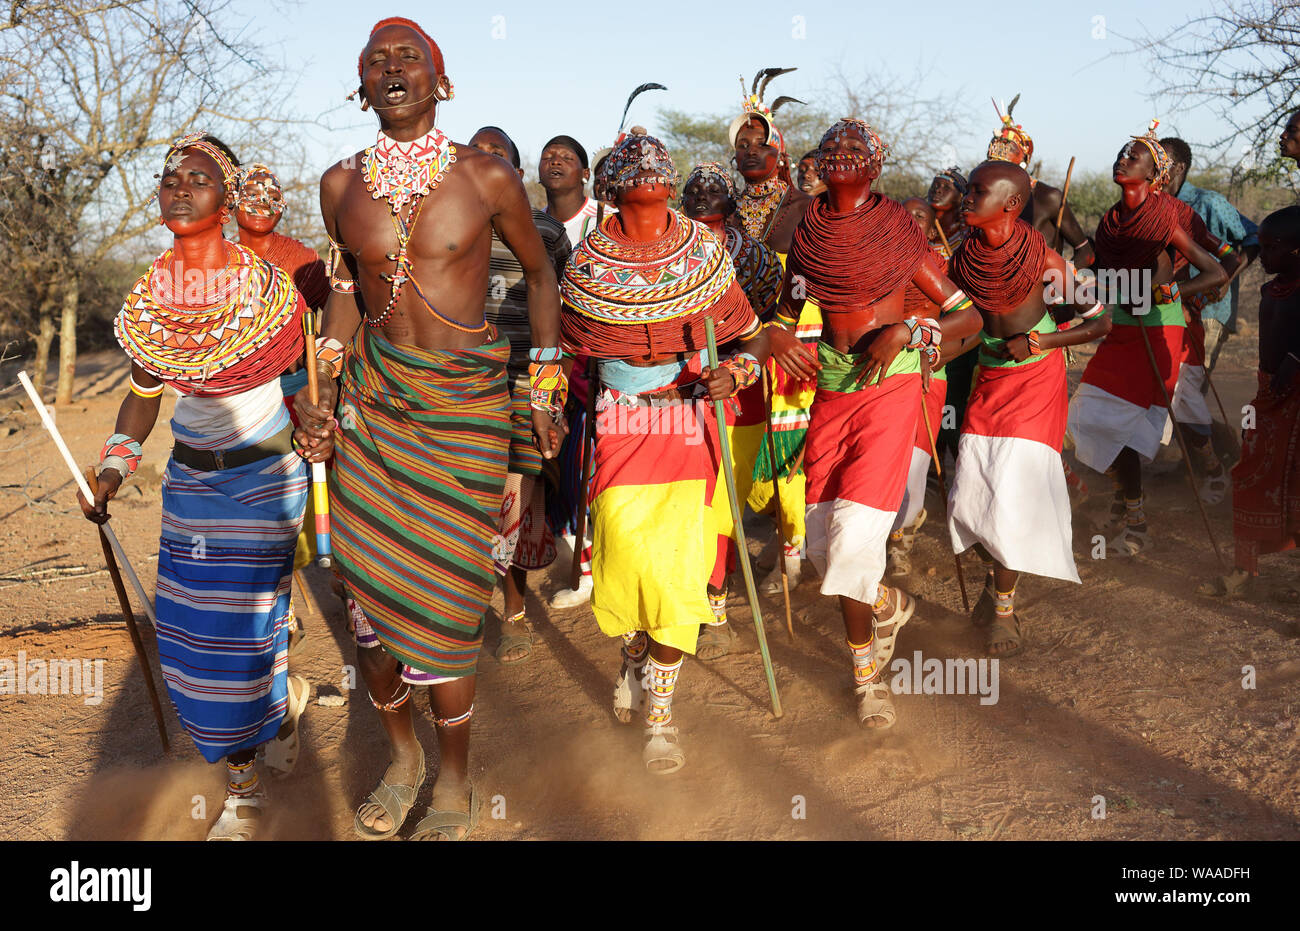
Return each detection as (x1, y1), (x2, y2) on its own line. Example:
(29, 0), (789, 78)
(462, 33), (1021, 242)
(0, 327), (1297, 842)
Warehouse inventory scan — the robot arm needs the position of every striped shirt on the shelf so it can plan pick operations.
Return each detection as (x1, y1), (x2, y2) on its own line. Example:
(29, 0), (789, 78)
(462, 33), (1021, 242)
(485, 209), (571, 377)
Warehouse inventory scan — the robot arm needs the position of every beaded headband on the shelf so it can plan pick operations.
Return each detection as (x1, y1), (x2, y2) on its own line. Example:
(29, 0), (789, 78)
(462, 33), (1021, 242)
(727, 67), (803, 152)
(162, 131), (239, 204)
(684, 162), (737, 202)
(817, 118), (888, 166)
(604, 133), (679, 193)
(935, 166), (968, 194)
(1129, 119), (1172, 187)
(236, 163), (285, 217)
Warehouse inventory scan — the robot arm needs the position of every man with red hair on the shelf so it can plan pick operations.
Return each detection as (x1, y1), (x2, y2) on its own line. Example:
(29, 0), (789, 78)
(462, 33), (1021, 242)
(295, 18), (566, 841)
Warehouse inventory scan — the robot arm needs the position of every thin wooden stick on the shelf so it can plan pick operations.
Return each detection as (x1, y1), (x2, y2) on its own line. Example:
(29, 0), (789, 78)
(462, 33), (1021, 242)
(16, 371), (156, 624)
(919, 386), (969, 613)
(1053, 156), (1077, 253)
(762, 368), (795, 642)
(1136, 318), (1227, 568)
(85, 466), (169, 753)
(570, 357), (598, 591)
(932, 219), (953, 257)
(705, 317), (782, 718)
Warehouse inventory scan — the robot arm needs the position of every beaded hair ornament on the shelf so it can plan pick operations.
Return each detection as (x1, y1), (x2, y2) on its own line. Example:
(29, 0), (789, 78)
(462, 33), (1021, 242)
(159, 131), (239, 205)
(684, 161), (738, 202)
(988, 94), (1034, 168)
(934, 166), (968, 194)
(604, 132), (679, 192)
(814, 118), (888, 174)
(1128, 119), (1172, 187)
(236, 163), (285, 218)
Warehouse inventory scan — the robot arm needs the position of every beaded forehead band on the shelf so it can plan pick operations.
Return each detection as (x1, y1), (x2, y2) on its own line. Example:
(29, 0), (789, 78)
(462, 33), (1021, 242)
(604, 133), (680, 192)
(1128, 119), (1172, 186)
(236, 163), (285, 216)
(935, 166), (968, 194)
(684, 162), (737, 202)
(728, 67), (803, 151)
(162, 131), (238, 200)
(817, 118), (888, 165)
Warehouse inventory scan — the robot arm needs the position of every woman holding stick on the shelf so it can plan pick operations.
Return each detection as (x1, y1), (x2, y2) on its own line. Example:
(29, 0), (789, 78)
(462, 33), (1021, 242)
(78, 132), (311, 840)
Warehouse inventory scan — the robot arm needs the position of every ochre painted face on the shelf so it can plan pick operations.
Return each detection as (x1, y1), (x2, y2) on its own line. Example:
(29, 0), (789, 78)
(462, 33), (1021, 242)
(959, 168), (1015, 228)
(680, 176), (732, 221)
(361, 25), (440, 121)
(797, 157), (820, 193)
(815, 125), (877, 189)
(734, 119), (779, 182)
(158, 147), (227, 234)
(235, 170), (284, 234)
(1113, 142), (1156, 186)
(902, 197), (934, 231)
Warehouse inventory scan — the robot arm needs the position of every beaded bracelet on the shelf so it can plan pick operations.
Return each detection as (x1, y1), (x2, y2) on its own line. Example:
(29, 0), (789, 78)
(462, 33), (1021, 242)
(1155, 281), (1181, 305)
(129, 374), (164, 399)
(100, 433), (143, 478)
(1026, 331), (1042, 355)
(528, 346), (564, 364)
(528, 361), (568, 417)
(719, 353), (761, 395)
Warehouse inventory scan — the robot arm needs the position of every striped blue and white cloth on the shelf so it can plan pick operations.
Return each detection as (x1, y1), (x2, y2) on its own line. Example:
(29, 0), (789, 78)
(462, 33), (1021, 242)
(155, 383), (308, 763)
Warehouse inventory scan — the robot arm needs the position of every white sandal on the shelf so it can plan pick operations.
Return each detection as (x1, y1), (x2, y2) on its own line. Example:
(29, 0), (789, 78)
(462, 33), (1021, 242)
(206, 790), (268, 841)
(613, 658), (647, 725)
(643, 723), (685, 775)
(872, 586), (916, 670)
(855, 680), (897, 730)
(1198, 469), (1228, 506)
(264, 674), (310, 776)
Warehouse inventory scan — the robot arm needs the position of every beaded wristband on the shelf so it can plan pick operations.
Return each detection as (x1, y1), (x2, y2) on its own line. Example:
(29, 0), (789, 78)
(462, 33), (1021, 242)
(528, 346), (564, 364)
(940, 289), (969, 313)
(1155, 281), (1181, 305)
(1216, 242), (1234, 258)
(1026, 331), (1042, 355)
(528, 361), (568, 417)
(719, 353), (761, 395)
(129, 374), (164, 399)
(100, 433), (143, 478)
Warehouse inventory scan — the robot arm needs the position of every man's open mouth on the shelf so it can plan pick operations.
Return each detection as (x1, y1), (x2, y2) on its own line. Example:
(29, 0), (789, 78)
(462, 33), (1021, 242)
(383, 80), (408, 103)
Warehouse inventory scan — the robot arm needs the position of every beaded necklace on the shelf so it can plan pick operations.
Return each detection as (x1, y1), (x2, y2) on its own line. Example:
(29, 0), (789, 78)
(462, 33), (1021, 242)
(361, 128), (458, 327)
(736, 176), (787, 241)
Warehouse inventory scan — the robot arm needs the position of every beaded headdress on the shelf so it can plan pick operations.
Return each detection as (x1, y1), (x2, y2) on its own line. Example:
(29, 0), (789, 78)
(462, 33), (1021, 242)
(236, 163), (285, 217)
(727, 67), (804, 152)
(162, 131), (239, 204)
(816, 118), (888, 167)
(987, 95), (1034, 168)
(604, 133), (679, 192)
(1129, 119), (1172, 187)
(684, 161), (738, 202)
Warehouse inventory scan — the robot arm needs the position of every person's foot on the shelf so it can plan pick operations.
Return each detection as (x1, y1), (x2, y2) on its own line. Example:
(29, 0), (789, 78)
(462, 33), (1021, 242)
(495, 610), (533, 664)
(1107, 524), (1151, 556)
(410, 776), (475, 841)
(760, 553), (801, 593)
(550, 574), (593, 609)
(1198, 464), (1228, 505)
(355, 746), (424, 836)
(696, 620), (736, 660)
(643, 722), (685, 774)
(1196, 567), (1251, 598)
(1093, 493), (1127, 535)
(206, 789), (268, 841)
(855, 677), (896, 730)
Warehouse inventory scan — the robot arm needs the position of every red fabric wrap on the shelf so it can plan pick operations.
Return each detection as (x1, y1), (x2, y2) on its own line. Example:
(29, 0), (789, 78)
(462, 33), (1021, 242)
(949, 220), (1048, 313)
(1231, 371), (1300, 571)
(789, 192), (928, 315)
(1081, 322), (1184, 409)
(963, 353), (1069, 450)
(1094, 191), (1180, 273)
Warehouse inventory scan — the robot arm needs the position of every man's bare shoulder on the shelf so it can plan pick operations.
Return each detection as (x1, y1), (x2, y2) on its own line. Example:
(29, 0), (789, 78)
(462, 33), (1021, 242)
(452, 144), (522, 196)
(321, 154), (366, 202)
(1034, 182), (1063, 211)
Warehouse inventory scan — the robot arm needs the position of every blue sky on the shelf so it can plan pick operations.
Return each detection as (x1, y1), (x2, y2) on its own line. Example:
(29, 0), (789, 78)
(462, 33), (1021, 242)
(249, 0), (1241, 185)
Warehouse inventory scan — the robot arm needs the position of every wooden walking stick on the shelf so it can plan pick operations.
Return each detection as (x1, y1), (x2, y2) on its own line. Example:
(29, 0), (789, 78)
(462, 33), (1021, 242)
(570, 356), (598, 591)
(302, 312), (332, 568)
(16, 371), (156, 624)
(1053, 156), (1076, 253)
(919, 382), (970, 613)
(932, 219), (953, 257)
(704, 317), (783, 718)
(1135, 316), (1227, 568)
(85, 467), (170, 752)
(761, 367), (795, 642)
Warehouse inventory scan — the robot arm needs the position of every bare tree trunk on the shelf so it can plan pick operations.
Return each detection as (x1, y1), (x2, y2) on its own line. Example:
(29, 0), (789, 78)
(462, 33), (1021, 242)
(31, 289), (57, 395)
(55, 275), (79, 405)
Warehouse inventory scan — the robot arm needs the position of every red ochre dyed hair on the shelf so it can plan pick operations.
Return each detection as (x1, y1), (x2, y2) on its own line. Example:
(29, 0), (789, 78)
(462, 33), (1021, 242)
(358, 17), (445, 78)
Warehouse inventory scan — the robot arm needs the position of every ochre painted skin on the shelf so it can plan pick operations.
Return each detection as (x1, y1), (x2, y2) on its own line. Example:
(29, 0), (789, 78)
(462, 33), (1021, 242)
(732, 118), (809, 253)
(928, 174), (965, 244)
(770, 123), (979, 389)
(957, 161), (1110, 348)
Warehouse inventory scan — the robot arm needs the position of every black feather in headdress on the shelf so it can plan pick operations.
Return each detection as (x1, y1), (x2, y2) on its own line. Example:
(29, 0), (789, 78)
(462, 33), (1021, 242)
(618, 82), (668, 135)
